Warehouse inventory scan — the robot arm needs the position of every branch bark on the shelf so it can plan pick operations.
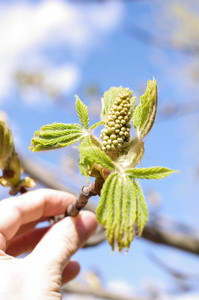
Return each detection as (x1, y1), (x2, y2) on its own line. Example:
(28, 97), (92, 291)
(66, 183), (97, 216)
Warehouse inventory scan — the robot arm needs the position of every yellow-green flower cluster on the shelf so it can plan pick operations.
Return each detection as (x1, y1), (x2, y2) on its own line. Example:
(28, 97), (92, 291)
(101, 92), (131, 154)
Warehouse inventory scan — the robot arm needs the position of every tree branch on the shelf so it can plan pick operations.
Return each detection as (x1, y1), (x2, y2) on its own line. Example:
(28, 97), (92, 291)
(20, 154), (75, 194)
(66, 183), (97, 216)
(142, 226), (199, 255)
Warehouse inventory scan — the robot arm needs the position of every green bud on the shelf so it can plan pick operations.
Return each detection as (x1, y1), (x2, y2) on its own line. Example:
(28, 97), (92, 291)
(115, 124), (121, 129)
(124, 132), (130, 138)
(110, 127), (115, 133)
(103, 141), (107, 146)
(113, 140), (118, 146)
(108, 121), (115, 127)
(0, 122), (14, 165)
(117, 138), (123, 143)
(120, 93), (128, 100)
(101, 90), (133, 159)
(110, 134), (117, 140)
(0, 121), (35, 194)
(103, 129), (109, 135)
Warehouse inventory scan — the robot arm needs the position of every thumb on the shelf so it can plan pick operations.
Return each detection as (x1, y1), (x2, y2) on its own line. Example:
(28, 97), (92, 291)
(29, 211), (97, 270)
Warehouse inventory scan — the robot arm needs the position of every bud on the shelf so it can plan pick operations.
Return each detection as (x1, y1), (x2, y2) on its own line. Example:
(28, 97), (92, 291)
(0, 121), (36, 194)
(0, 121), (14, 169)
(101, 92), (132, 160)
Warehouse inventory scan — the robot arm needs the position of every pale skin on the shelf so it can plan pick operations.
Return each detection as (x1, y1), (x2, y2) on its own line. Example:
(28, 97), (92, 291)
(0, 188), (98, 299)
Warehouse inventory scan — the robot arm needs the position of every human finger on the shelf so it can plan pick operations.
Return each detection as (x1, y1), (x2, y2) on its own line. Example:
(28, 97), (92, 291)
(14, 217), (50, 237)
(6, 226), (49, 256)
(0, 189), (75, 251)
(61, 260), (80, 285)
(30, 211), (97, 270)
(6, 217), (50, 250)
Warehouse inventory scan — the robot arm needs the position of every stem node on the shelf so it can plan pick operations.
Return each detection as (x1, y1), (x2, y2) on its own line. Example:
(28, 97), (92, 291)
(66, 182), (98, 216)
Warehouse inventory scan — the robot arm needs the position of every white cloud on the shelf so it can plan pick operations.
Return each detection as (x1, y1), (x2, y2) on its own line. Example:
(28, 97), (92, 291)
(107, 279), (135, 296)
(0, 0), (124, 102)
(43, 64), (80, 93)
(17, 64), (80, 106)
(173, 294), (199, 300)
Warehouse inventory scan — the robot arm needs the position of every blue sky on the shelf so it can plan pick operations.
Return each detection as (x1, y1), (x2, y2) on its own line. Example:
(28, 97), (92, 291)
(1, 0), (199, 299)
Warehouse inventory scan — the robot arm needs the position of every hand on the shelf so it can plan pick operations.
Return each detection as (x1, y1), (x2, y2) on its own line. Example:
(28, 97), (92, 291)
(0, 188), (98, 299)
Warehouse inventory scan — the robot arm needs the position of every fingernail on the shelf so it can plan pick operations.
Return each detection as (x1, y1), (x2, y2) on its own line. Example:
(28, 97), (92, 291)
(76, 211), (98, 240)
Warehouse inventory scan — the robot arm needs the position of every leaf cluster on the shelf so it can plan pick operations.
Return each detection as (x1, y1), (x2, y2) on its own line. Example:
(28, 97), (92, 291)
(29, 78), (178, 251)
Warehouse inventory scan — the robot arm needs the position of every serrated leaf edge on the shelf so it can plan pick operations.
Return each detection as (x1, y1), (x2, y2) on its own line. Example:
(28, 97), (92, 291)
(125, 166), (178, 179)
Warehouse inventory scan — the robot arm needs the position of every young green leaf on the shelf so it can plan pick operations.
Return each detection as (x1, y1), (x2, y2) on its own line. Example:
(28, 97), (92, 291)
(133, 78), (157, 138)
(79, 135), (94, 182)
(115, 176), (137, 251)
(125, 166), (177, 179)
(117, 138), (145, 169)
(80, 145), (116, 171)
(96, 173), (118, 228)
(101, 87), (134, 119)
(133, 179), (148, 237)
(29, 123), (83, 151)
(96, 174), (137, 251)
(76, 95), (89, 129)
(107, 175), (123, 249)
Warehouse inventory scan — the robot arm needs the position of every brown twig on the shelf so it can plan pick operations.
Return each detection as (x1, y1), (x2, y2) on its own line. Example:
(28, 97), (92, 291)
(142, 226), (199, 255)
(66, 182), (98, 216)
